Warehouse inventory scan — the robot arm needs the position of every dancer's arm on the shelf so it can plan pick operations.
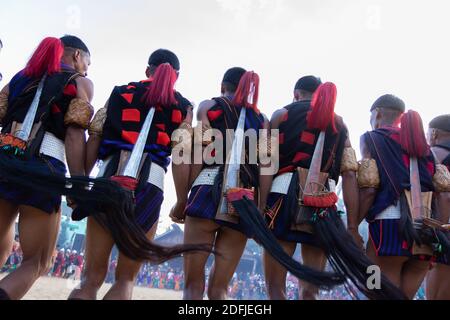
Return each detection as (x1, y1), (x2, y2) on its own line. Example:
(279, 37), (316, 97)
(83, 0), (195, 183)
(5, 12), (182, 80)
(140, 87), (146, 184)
(358, 135), (377, 224)
(85, 136), (101, 176)
(173, 106), (194, 200)
(170, 106), (194, 223)
(259, 110), (283, 212)
(432, 147), (450, 224)
(189, 100), (215, 186)
(341, 136), (363, 248)
(0, 84), (8, 96)
(435, 192), (450, 224)
(65, 77), (94, 176)
(0, 84), (9, 122)
(85, 100), (108, 176)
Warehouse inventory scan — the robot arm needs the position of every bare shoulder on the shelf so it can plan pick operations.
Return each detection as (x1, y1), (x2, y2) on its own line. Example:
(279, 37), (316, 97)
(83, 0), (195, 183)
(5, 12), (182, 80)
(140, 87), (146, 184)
(261, 113), (270, 129)
(197, 99), (216, 121)
(432, 146), (448, 164)
(360, 133), (371, 158)
(75, 76), (93, 89)
(75, 77), (94, 102)
(270, 108), (288, 129)
(271, 108), (287, 121)
(335, 114), (346, 129)
(1, 83), (9, 95)
(334, 115), (352, 147)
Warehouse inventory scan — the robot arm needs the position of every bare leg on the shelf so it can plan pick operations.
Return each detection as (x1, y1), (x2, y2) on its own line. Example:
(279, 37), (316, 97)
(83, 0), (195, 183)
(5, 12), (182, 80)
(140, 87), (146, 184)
(207, 227), (248, 300)
(0, 205), (60, 300)
(0, 200), (19, 266)
(183, 216), (217, 300)
(263, 240), (296, 300)
(401, 259), (430, 300)
(426, 264), (450, 300)
(103, 222), (158, 300)
(299, 244), (327, 300)
(68, 217), (114, 300)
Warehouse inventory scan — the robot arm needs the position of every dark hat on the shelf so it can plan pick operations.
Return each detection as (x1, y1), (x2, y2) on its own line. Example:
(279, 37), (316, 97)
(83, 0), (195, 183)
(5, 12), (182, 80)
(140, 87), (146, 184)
(223, 67), (247, 88)
(430, 115), (450, 132)
(370, 94), (406, 113)
(294, 75), (322, 93)
(148, 49), (180, 71)
(60, 35), (90, 54)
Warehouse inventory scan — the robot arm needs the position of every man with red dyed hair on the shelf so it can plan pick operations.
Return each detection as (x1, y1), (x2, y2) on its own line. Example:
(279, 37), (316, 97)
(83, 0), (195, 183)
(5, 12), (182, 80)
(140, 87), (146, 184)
(358, 96), (450, 299)
(425, 115), (450, 300)
(177, 68), (269, 300)
(261, 79), (405, 300)
(68, 49), (196, 300)
(263, 77), (360, 300)
(0, 35), (94, 300)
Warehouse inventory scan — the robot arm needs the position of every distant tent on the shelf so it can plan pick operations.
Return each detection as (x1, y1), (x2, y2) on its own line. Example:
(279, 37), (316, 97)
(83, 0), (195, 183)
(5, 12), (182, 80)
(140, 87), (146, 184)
(155, 224), (184, 245)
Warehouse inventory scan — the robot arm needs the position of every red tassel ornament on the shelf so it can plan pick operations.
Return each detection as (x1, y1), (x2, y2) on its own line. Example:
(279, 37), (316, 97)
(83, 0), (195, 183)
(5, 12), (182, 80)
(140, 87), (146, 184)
(24, 37), (63, 78)
(144, 63), (178, 107)
(307, 82), (337, 134)
(303, 192), (338, 208)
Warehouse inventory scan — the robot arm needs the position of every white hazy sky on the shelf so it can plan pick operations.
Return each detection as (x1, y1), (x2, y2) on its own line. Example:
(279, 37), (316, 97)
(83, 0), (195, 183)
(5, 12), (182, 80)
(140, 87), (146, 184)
(1, 0), (449, 234)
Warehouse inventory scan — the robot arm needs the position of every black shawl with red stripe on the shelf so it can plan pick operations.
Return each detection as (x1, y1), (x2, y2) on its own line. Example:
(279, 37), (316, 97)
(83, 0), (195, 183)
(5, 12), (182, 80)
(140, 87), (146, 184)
(229, 103), (407, 300)
(3, 66), (81, 144)
(100, 80), (191, 169)
(277, 100), (348, 182)
(362, 127), (436, 222)
(206, 97), (265, 190)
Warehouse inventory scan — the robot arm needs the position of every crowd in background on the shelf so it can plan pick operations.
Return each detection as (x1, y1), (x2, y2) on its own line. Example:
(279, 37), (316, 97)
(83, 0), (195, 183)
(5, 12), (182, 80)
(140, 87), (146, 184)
(1, 240), (84, 280)
(1, 240), (426, 300)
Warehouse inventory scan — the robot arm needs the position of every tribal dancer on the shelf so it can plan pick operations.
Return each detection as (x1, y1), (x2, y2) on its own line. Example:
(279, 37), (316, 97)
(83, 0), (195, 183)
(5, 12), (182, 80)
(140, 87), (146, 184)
(249, 79), (405, 300)
(0, 36), (94, 300)
(359, 96), (450, 299)
(179, 70), (343, 300)
(68, 49), (201, 300)
(178, 68), (268, 300)
(425, 115), (450, 300)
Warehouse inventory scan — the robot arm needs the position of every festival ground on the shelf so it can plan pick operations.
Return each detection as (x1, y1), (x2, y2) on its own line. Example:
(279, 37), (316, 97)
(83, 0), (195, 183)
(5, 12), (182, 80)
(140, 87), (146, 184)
(0, 274), (182, 300)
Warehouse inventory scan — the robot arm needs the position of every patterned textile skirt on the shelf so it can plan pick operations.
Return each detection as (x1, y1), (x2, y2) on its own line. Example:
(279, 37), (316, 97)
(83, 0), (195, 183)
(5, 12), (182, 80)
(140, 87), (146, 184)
(185, 185), (253, 237)
(0, 155), (66, 214)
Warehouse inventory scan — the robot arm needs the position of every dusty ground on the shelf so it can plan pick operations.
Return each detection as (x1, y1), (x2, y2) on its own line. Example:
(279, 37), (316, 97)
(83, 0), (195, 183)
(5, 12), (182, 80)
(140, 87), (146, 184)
(0, 274), (182, 300)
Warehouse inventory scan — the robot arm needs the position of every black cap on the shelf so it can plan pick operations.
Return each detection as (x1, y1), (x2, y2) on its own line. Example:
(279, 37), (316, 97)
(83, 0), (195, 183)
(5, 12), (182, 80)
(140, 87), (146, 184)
(430, 115), (450, 132)
(370, 94), (406, 113)
(60, 35), (90, 55)
(148, 49), (180, 71)
(222, 67), (246, 88)
(294, 75), (322, 93)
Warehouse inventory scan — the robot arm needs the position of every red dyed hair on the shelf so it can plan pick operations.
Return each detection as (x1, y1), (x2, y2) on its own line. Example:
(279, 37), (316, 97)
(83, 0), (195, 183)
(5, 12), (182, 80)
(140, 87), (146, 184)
(307, 82), (337, 133)
(23, 37), (64, 79)
(144, 63), (178, 107)
(232, 71), (260, 112)
(400, 110), (429, 157)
